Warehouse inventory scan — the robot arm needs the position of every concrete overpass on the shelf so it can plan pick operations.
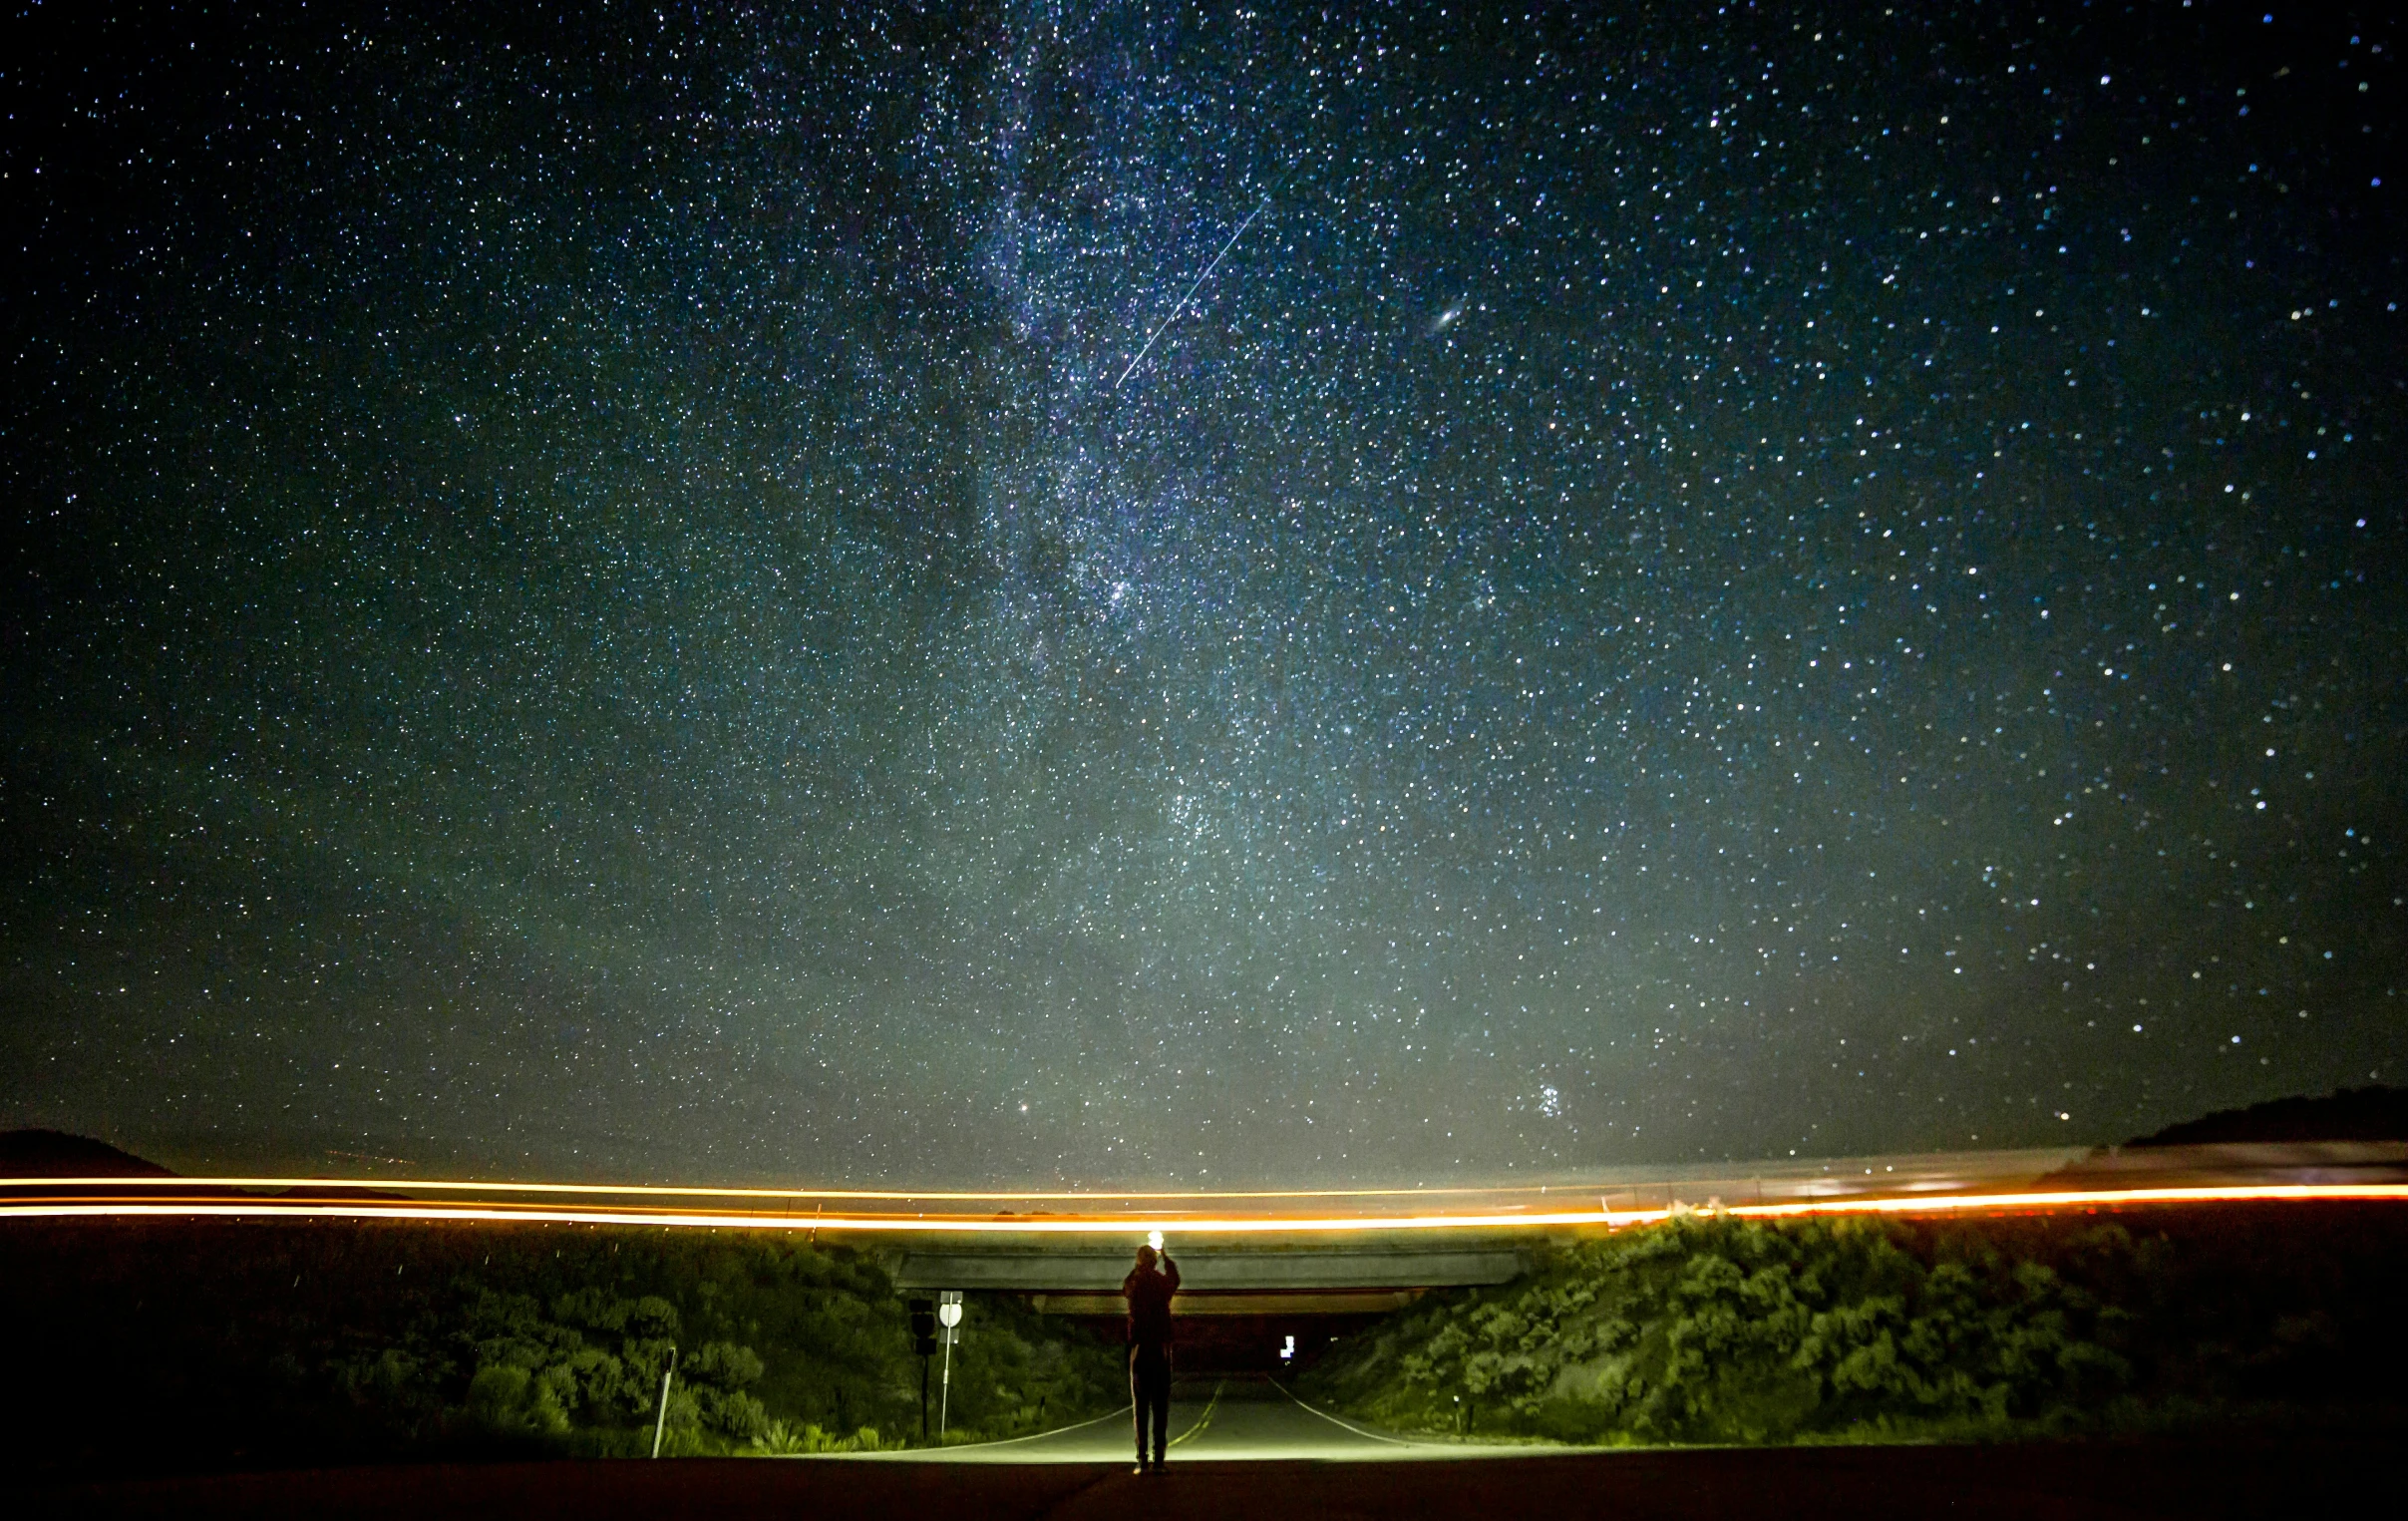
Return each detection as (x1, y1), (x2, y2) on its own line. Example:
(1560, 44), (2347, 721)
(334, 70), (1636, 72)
(890, 1244), (1527, 1315)
(888, 1245), (1529, 1372)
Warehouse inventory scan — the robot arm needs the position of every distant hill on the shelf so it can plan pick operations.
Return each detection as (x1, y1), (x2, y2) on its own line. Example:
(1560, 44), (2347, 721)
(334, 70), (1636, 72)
(0, 1130), (174, 1177)
(2125, 1086), (2408, 1148)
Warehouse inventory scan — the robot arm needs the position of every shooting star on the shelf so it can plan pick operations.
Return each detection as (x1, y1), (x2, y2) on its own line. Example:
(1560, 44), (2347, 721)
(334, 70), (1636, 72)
(1112, 192), (1273, 392)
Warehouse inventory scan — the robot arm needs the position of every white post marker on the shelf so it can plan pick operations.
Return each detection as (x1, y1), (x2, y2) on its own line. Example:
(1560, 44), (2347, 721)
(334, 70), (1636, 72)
(936, 1291), (964, 1436)
(651, 1344), (679, 1458)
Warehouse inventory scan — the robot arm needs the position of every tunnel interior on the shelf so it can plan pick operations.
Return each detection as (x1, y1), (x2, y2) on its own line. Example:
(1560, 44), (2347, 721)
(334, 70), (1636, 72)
(1045, 1306), (1403, 1376)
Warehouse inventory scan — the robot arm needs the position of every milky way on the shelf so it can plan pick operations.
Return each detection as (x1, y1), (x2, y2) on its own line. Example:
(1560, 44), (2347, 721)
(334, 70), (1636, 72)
(3, 3), (2401, 1185)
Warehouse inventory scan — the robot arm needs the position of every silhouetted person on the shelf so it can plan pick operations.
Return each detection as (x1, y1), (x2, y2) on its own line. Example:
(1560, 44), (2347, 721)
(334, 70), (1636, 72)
(1123, 1242), (1179, 1471)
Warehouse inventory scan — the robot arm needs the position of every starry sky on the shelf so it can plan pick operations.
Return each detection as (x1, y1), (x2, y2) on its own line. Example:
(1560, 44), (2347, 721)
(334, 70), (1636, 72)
(3, 2), (2402, 1187)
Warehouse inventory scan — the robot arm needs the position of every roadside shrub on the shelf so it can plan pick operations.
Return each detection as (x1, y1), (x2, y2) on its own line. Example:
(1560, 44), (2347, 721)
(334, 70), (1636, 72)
(1304, 1215), (2142, 1444)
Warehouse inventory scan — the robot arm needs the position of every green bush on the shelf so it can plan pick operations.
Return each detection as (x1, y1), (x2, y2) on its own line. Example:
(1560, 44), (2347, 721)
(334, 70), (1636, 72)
(0, 1222), (1122, 1476)
(744, 1419), (896, 1455)
(1304, 1214), (2148, 1444)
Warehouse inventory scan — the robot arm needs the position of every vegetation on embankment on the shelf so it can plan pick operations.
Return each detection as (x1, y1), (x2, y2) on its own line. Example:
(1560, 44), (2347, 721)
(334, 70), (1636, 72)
(0, 1221), (1122, 1477)
(1297, 1204), (2408, 1446)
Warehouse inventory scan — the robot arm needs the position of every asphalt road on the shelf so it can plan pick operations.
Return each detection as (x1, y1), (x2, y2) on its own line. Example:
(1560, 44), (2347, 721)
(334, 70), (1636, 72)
(920, 1377), (1449, 1464)
(32, 1439), (2405, 1520)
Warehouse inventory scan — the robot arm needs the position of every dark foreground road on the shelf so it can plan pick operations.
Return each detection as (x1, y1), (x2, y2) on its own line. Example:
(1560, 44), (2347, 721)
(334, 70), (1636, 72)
(26, 1433), (2401, 1520)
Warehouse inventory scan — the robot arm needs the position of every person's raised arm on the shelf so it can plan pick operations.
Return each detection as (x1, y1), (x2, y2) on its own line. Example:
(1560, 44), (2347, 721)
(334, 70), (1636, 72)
(1163, 1255), (1180, 1291)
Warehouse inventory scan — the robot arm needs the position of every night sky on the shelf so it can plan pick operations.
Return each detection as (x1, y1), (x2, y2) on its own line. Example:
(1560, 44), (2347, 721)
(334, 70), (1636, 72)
(3, 3), (2402, 1187)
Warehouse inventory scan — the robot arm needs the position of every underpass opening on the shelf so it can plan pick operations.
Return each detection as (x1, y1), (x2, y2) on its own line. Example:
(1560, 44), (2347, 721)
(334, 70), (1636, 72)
(1051, 1304), (1397, 1376)
(889, 1244), (1529, 1376)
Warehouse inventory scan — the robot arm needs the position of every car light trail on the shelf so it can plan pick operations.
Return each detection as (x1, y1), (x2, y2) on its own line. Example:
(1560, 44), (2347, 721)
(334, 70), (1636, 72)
(0, 1176), (1578, 1202)
(1, 1181), (2404, 1234)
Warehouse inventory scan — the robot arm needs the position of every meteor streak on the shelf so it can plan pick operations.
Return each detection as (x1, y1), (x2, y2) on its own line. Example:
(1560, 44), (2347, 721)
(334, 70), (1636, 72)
(1113, 193), (1273, 392)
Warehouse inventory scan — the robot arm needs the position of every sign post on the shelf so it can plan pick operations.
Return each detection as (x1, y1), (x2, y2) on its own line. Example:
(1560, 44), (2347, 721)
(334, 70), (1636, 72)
(650, 1344), (679, 1458)
(936, 1291), (964, 1436)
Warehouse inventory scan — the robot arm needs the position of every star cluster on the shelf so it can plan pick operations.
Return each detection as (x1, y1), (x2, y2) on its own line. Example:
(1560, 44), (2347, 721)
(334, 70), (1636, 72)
(2, 2), (2401, 1184)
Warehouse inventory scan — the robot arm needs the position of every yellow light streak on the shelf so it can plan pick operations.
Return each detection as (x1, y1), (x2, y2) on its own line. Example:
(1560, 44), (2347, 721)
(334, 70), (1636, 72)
(0, 1176), (1515, 1201)
(0, 1182), (2402, 1234)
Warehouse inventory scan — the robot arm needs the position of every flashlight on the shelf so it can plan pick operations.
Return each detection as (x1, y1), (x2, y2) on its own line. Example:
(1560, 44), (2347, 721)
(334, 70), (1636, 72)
(1147, 1229), (1166, 1253)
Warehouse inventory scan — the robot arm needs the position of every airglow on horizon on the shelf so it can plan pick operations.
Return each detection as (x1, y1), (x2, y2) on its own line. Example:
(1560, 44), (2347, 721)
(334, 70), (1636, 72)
(3, 1182), (2405, 1234)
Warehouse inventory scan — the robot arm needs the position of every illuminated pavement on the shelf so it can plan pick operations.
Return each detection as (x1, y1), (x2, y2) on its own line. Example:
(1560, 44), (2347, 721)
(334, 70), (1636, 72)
(909, 1378), (1465, 1464)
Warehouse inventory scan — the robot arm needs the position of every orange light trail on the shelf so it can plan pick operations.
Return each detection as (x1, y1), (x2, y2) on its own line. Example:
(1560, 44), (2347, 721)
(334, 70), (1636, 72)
(0, 1176), (1553, 1202)
(2, 1181), (2403, 1234)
